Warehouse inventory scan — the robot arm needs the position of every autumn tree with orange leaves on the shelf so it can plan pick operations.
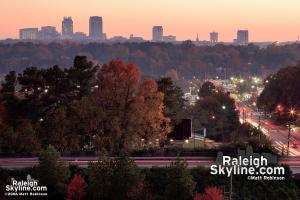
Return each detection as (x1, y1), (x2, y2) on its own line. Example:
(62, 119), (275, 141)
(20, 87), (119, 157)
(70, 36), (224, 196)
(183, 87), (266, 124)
(93, 60), (171, 153)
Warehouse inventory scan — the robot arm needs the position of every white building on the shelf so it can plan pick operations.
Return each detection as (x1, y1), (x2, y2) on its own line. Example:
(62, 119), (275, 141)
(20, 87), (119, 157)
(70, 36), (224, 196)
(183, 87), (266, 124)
(184, 93), (199, 106)
(19, 28), (39, 40)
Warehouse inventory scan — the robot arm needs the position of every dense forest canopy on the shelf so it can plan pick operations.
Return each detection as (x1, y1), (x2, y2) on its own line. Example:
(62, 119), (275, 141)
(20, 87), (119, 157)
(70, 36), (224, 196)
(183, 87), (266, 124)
(257, 63), (300, 124)
(0, 56), (171, 154)
(1, 42), (300, 78)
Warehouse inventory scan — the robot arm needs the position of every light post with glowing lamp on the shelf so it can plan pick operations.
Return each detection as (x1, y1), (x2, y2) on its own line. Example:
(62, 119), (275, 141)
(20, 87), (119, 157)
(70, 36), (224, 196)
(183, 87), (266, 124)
(287, 108), (296, 156)
(221, 105), (227, 141)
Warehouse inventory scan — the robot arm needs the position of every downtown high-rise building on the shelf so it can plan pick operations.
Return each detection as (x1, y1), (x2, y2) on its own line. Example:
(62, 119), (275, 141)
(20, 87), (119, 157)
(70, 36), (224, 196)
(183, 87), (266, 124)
(236, 30), (249, 45)
(152, 26), (163, 42)
(62, 17), (73, 36)
(210, 32), (218, 44)
(39, 26), (59, 40)
(19, 28), (39, 40)
(89, 16), (103, 39)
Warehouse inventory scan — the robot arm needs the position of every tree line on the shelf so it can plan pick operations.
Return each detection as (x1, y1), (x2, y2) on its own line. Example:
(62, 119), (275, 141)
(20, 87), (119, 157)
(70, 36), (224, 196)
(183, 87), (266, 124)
(1, 42), (300, 78)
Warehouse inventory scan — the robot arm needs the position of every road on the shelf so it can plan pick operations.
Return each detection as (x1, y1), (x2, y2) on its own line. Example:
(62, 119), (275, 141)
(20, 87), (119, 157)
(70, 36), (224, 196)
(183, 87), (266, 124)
(240, 108), (300, 156)
(2, 157), (300, 174)
(0, 157), (213, 169)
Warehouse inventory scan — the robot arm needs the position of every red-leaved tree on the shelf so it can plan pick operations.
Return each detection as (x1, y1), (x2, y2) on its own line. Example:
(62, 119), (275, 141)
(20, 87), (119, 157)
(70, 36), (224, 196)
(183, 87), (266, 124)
(66, 174), (87, 200)
(194, 187), (223, 200)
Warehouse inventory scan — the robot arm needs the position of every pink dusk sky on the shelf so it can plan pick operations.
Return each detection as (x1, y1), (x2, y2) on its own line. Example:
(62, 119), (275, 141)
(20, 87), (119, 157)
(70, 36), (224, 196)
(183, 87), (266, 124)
(1, 0), (300, 42)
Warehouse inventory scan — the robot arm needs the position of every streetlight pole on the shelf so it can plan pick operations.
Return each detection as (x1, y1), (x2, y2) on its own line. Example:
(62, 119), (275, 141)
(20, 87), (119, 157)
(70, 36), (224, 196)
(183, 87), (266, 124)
(222, 105), (226, 142)
(287, 108), (296, 156)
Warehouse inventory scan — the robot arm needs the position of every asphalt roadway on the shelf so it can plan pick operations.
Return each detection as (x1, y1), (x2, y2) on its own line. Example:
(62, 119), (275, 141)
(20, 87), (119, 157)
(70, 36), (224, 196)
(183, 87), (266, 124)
(2, 156), (300, 174)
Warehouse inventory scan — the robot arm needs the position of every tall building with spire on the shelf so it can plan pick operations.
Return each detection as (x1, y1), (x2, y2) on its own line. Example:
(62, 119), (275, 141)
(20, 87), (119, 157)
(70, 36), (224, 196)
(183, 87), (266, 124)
(196, 33), (199, 42)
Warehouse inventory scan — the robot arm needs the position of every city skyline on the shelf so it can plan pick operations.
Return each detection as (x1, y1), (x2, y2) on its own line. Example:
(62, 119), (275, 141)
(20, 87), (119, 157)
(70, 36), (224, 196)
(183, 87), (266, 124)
(17, 16), (227, 44)
(2, 0), (300, 42)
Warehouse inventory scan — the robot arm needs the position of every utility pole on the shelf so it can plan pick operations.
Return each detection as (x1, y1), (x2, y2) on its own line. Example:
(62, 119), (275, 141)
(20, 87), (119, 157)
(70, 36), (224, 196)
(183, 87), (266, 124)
(193, 134), (195, 150)
(287, 122), (291, 156)
(258, 114), (261, 142)
(229, 174), (233, 200)
(258, 113), (261, 129)
(203, 128), (206, 149)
